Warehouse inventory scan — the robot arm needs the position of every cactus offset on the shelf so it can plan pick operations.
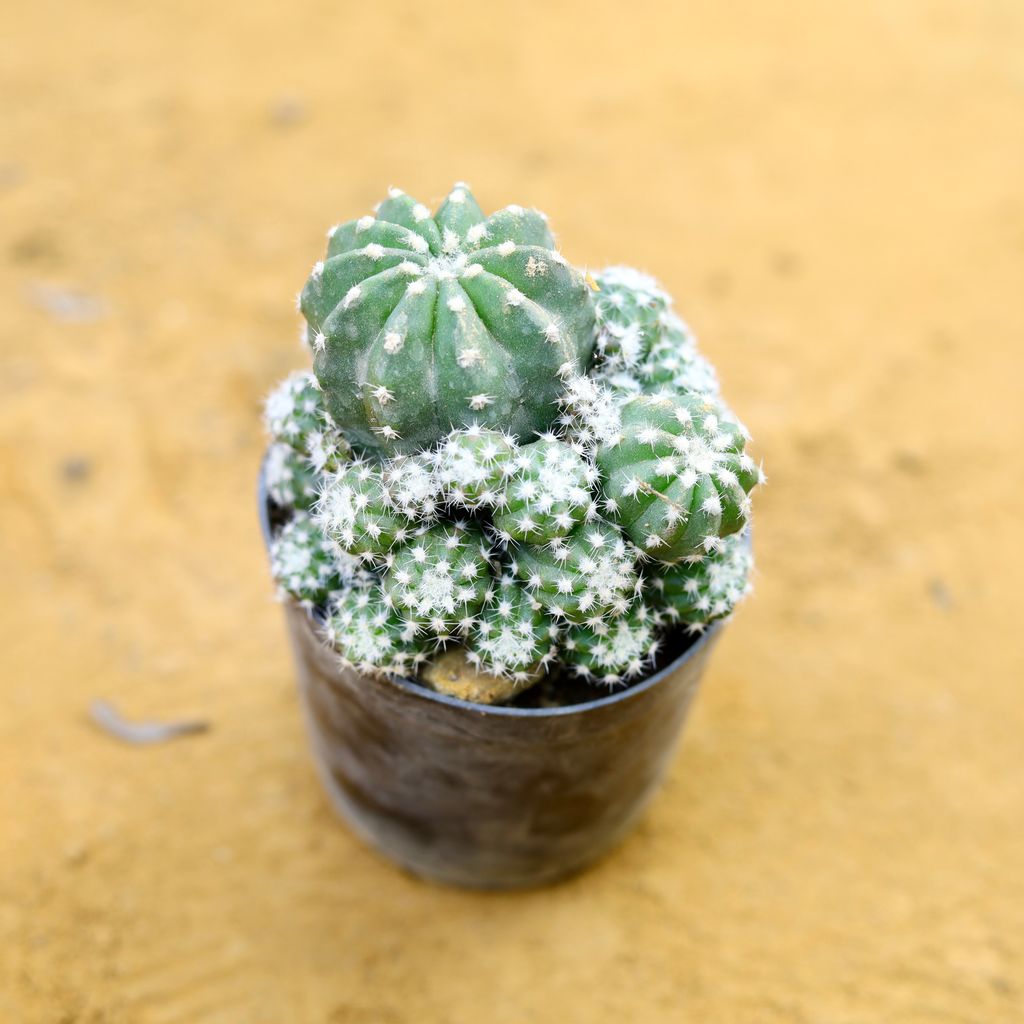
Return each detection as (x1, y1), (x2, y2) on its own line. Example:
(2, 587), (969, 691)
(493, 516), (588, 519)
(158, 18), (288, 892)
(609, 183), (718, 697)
(315, 460), (413, 561)
(300, 184), (596, 456)
(467, 576), (560, 681)
(492, 434), (598, 544)
(381, 521), (494, 638)
(269, 512), (367, 607)
(591, 267), (719, 398)
(265, 193), (765, 706)
(562, 602), (662, 686)
(510, 521), (639, 624)
(325, 588), (430, 676)
(264, 370), (350, 473)
(265, 442), (320, 511)
(648, 532), (754, 632)
(596, 391), (763, 563)
(434, 425), (518, 510)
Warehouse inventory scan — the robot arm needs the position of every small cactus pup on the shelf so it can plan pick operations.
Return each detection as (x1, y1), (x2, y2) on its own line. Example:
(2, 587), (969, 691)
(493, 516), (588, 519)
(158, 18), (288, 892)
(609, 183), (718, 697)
(325, 587), (430, 677)
(381, 521), (494, 639)
(264, 370), (350, 476)
(265, 441), (320, 511)
(269, 511), (366, 608)
(596, 391), (763, 563)
(492, 434), (598, 544)
(648, 532), (754, 633)
(314, 459), (416, 562)
(300, 183), (596, 455)
(591, 266), (719, 398)
(467, 576), (560, 682)
(433, 424), (518, 510)
(562, 603), (663, 686)
(511, 521), (640, 624)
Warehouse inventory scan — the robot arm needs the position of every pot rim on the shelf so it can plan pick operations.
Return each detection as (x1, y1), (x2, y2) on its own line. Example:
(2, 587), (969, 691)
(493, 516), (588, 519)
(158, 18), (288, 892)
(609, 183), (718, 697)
(259, 453), (723, 719)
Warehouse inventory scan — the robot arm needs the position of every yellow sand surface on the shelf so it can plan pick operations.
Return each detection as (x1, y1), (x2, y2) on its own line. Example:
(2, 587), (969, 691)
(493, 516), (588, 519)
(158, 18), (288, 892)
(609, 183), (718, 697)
(2, 2), (1022, 1021)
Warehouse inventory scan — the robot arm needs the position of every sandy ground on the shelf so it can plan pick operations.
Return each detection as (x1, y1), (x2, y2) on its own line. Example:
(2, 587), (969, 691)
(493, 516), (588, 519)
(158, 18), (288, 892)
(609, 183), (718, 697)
(2, 1), (1023, 1021)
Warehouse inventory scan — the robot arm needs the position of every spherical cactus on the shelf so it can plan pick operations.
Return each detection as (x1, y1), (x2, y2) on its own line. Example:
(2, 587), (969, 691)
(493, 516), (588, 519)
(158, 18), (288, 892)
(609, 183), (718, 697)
(299, 183), (596, 456)
(265, 442), (320, 511)
(381, 522), (494, 637)
(381, 452), (442, 520)
(593, 266), (673, 368)
(491, 434), (598, 544)
(433, 424), (518, 510)
(649, 532), (753, 632)
(640, 313), (720, 398)
(510, 521), (639, 624)
(590, 267), (720, 399)
(325, 588), (430, 676)
(596, 392), (762, 562)
(562, 602), (662, 686)
(466, 577), (560, 681)
(269, 512), (365, 607)
(314, 460), (412, 561)
(264, 370), (349, 472)
(557, 372), (624, 448)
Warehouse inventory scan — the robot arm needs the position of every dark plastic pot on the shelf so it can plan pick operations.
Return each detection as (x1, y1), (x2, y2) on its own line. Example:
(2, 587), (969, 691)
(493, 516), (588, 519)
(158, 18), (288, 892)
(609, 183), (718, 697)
(259, 464), (723, 889)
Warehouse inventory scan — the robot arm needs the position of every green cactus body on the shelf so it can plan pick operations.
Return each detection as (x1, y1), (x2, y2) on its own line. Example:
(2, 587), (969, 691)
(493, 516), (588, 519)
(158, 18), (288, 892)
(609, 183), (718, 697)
(325, 588), (429, 676)
(314, 461), (412, 561)
(510, 521), (639, 624)
(640, 314), (720, 398)
(264, 370), (350, 472)
(562, 602), (662, 685)
(269, 512), (366, 607)
(596, 392), (762, 562)
(265, 442), (320, 511)
(466, 577), (559, 681)
(434, 425), (518, 510)
(381, 452), (442, 520)
(590, 267), (720, 399)
(649, 532), (753, 632)
(593, 266), (673, 368)
(300, 184), (596, 455)
(492, 434), (598, 544)
(382, 522), (494, 636)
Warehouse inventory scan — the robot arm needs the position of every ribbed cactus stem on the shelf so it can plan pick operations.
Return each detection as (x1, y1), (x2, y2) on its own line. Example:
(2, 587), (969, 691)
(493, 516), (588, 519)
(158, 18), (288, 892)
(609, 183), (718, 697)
(381, 521), (494, 637)
(562, 603), (663, 685)
(300, 184), (596, 456)
(510, 521), (640, 623)
(433, 424), (518, 509)
(491, 434), (599, 544)
(596, 392), (763, 563)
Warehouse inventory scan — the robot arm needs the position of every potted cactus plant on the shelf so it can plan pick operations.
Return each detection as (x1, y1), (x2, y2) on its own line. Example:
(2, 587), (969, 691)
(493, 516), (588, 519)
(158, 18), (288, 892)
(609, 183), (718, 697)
(260, 184), (763, 888)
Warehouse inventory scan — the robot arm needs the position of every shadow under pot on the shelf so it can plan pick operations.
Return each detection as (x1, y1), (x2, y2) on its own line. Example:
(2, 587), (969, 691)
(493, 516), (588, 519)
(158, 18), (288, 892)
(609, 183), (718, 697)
(259, 462), (723, 890)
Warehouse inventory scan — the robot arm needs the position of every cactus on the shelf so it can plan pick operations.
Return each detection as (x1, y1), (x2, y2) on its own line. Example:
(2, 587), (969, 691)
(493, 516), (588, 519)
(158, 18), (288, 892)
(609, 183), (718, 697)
(591, 267), (719, 398)
(264, 187), (765, 705)
(315, 460), (413, 561)
(510, 521), (639, 624)
(381, 521), (494, 637)
(265, 442), (320, 511)
(467, 577), (560, 681)
(264, 370), (350, 473)
(596, 392), (762, 563)
(562, 602), (662, 686)
(648, 532), (753, 632)
(593, 266), (673, 369)
(434, 425), (518, 510)
(492, 434), (598, 544)
(299, 183), (596, 456)
(325, 588), (430, 676)
(269, 511), (366, 607)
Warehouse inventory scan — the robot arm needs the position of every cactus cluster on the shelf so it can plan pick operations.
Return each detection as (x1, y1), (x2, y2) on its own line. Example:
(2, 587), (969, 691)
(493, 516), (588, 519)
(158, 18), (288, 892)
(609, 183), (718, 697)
(265, 184), (764, 705)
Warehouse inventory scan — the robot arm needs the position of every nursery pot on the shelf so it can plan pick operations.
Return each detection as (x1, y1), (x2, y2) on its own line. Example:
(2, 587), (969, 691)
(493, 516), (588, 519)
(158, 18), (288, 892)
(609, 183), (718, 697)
(259, 463), (723, 889)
